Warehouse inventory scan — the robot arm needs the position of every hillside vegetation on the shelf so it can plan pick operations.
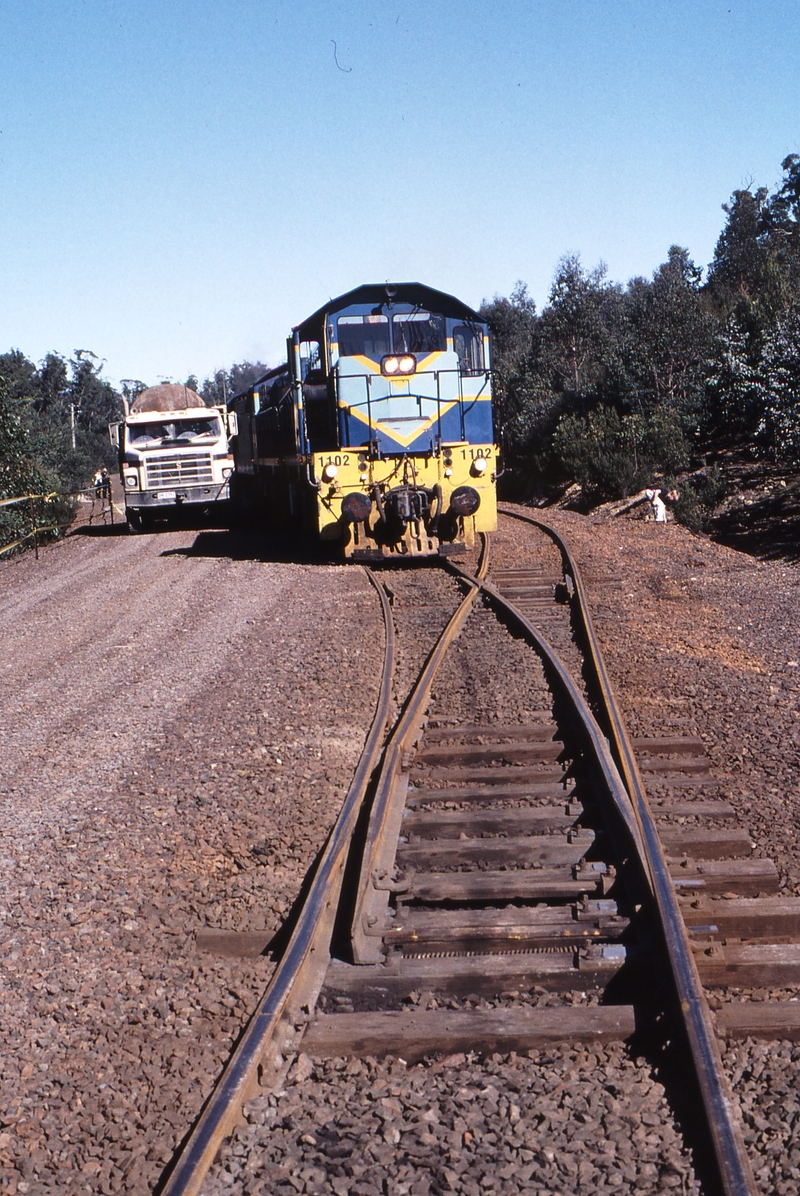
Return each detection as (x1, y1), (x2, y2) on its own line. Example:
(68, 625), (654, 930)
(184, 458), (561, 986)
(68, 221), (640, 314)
(483, 153), (800, 544)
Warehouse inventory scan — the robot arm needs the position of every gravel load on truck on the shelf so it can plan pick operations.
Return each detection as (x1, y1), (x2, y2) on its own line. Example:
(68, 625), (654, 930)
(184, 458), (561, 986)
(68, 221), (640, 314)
(129, 384), (206, 413)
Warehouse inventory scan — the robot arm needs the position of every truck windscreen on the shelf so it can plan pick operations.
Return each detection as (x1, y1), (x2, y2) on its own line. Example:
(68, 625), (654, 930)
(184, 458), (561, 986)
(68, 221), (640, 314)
(128, 418), (222, 446)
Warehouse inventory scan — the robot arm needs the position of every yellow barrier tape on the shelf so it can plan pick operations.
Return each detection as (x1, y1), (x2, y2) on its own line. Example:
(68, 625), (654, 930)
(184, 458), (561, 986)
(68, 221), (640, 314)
(0, 484), (112, 509)
(0, 521), (72, 556)
(0, 535), (31, 555)
(0, 491), (60, 509)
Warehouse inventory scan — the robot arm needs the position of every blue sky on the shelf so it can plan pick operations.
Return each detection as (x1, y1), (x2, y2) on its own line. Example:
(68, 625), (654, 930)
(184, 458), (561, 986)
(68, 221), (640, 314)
(1, 0), (798, 386)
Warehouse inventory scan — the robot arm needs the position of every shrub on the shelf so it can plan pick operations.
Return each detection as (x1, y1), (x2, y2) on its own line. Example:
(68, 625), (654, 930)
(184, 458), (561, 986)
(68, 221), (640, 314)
(671, 466), (727, 532)
(551, 405), (691, 503)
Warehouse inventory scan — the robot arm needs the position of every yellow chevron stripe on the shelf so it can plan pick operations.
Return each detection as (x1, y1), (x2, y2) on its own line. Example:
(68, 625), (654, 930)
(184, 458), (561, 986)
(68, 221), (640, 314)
(343, 400), (460, 448)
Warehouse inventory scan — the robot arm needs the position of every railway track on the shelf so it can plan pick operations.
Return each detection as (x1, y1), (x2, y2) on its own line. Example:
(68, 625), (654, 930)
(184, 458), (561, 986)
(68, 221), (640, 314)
(160, 515), (800, 1196)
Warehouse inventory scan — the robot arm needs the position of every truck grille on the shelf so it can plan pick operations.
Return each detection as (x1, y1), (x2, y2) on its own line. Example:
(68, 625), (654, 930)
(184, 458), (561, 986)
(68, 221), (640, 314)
(144, 453), (214, 488)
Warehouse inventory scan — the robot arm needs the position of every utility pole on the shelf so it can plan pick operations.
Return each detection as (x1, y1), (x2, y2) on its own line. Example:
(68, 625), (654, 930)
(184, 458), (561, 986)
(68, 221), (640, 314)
(70, 404), (76, 451)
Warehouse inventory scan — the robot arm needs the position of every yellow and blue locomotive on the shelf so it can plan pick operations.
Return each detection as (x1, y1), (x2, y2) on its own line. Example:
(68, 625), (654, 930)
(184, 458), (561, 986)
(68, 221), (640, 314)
(229, 282), (497, 559)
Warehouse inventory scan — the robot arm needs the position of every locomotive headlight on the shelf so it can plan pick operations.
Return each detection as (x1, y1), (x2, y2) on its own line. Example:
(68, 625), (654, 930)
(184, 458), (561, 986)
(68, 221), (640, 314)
(381, 354), (416, 376)
(471, 458), (488, 476)
(321, 463), (338, 482)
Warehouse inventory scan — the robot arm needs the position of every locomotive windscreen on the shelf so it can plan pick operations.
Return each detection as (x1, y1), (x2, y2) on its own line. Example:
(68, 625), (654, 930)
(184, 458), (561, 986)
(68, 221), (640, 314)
(337, 315), (390, 358)
(392, 312), (446, 355)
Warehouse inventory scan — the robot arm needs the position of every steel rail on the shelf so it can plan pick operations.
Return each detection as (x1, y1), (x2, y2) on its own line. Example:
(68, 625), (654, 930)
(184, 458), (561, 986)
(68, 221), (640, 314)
(499, 506), (756, 1196)
(159, 568), (396, 1196)
(351, 536), (492, 963)
(444, 561), (648, 885)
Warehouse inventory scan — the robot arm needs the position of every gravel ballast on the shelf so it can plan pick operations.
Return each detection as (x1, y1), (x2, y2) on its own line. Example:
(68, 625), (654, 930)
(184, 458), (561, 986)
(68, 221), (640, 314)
(3, 505), (800, 1194)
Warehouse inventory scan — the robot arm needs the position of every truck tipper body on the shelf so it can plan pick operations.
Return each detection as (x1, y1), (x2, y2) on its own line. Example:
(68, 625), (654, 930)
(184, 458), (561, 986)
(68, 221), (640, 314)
(110, 384), (237, 530)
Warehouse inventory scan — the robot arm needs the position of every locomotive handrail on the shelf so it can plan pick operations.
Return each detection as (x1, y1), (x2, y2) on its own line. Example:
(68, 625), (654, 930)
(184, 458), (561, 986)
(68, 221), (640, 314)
(498, 506), (756, 1196)
(158, 569), (397, 1196)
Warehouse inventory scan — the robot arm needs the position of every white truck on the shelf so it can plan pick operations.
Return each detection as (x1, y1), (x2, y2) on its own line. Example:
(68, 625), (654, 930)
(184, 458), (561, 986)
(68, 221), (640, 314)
(110, 383), (237, 531)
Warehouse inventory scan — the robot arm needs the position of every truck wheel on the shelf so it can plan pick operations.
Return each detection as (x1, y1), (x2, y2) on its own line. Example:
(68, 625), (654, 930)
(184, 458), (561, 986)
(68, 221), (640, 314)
(127, 512), (148, 534)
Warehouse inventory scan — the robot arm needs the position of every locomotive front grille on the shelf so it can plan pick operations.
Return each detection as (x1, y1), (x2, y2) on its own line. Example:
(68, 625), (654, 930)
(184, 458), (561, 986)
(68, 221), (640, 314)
(144, 453), (214, 488)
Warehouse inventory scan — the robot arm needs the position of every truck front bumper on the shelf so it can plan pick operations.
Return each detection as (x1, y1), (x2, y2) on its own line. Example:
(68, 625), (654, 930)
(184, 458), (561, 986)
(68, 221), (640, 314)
(126, 481), (231, 510)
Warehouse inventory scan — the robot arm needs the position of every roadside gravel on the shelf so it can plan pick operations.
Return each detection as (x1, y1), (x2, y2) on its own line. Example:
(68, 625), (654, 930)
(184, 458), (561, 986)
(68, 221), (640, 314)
(0, 522), (383, 1195)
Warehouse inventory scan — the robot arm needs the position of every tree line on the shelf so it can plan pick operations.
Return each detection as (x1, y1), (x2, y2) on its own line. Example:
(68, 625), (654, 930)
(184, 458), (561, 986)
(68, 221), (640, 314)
(0, 356), (267, 552)
(481, 152), (800, 527)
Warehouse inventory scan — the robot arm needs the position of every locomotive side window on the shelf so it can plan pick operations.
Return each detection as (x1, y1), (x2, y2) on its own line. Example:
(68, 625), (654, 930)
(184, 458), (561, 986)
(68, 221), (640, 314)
(337, 315), (390, 358)
(453, 324), (485, 375)
(393, 312), (446, 354)
(300, 340), (321, 378)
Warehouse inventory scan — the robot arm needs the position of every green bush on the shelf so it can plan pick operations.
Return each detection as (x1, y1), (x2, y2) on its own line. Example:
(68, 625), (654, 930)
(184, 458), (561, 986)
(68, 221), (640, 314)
(671, 466), (727, 532)
(551, 405), (691, 503)
(0, 377), (76, 555)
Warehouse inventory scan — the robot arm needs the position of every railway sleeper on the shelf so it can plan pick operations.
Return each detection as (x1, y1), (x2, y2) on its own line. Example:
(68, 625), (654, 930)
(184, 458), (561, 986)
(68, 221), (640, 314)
(323, 946), (627, 1003)
(659, 827), (754, 858)
(401, 865), (610, 904)
(632, 734), (706, 755)
(637, 755), (713, 774)
(668, 856), (779, 896)
(421, 721), (561, 745)
(651, 798), (735, 818)
(413, 741), (566, 767)
(395, 828), (596, 870)
(383, 900), (630, 954)
(405, 782), (576, 806)
(714, 1000), (800, 1042)
(411, 765), (572, 785)
(301, 1005), (639, 1063)
(401, 806), (580, 837)
(694, 941), (800, 987)
(301, 994), (800, 1067)
(681, 894), (800, 940)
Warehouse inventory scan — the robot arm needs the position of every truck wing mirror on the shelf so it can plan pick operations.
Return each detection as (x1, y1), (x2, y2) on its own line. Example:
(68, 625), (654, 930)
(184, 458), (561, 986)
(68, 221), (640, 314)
(109, 422), (120, 448)
(227, 411), (238, 438)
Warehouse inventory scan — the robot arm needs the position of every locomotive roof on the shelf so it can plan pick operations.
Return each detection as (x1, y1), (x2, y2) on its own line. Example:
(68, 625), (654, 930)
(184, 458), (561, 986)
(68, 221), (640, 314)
(294, 283), (485, 341)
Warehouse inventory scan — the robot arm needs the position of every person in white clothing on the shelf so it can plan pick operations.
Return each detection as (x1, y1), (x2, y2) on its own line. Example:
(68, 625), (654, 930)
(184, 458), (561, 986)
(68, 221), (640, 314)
(645, 488), (667, 522)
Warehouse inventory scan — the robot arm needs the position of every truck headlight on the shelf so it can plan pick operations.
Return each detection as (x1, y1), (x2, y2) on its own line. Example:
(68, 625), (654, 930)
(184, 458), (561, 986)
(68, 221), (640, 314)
(124, 474), (138, 489)
(222, 467), (233, 478)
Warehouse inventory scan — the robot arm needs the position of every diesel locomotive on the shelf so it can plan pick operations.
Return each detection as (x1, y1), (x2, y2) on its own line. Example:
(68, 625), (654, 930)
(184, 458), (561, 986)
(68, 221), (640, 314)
(228, 283), (497, 559)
